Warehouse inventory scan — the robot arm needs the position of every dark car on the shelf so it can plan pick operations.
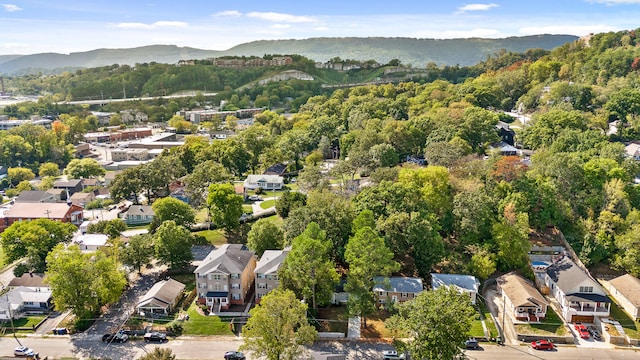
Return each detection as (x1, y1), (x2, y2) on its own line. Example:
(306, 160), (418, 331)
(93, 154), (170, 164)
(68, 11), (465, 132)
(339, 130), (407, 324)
(465, 338), (480, 349)
(224, 351), (246, 360)
(144, 332), (168, 342)
(588, 326), (602, 341)
(102, 332), (129, 343)
(531, 339), (554, 350)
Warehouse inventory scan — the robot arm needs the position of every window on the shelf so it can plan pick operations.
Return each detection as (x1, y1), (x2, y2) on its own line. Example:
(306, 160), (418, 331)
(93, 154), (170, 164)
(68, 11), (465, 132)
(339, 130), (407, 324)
(379, 291), (385, 296)
(401, 293), (408, 298)
(257, 273), (264, 279)
(230, 273), (240, 279)
(579, 286), (594, 293)
(198, 283), (206, 289)
(213, 274), (223, 280)
(232, 294), (241, 300)
(258, 283), (267, 289)
(231, 283), (240, 289)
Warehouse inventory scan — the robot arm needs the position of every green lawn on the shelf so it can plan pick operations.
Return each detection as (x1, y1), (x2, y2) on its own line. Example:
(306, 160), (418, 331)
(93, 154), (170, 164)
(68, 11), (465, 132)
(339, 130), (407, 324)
(260, 199), (276, 209)
(470, 300), (498, 338)
(195, 208), (209, 223)
(180, 302), (234, 336)
(192, 229), (227, 246)
(242, 205), (253, 214)
(514, 307), (567, 336)
(1, 316), (46, 332)
(609, 297), (640, 339)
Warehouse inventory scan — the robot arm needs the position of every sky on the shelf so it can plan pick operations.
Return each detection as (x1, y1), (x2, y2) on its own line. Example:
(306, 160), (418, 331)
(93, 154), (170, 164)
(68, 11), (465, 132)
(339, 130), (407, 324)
(2, 0), (640, 55)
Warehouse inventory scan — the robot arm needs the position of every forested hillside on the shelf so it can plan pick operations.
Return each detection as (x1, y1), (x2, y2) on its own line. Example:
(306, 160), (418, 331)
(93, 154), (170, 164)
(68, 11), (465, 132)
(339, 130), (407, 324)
(0, 35), (576, 75)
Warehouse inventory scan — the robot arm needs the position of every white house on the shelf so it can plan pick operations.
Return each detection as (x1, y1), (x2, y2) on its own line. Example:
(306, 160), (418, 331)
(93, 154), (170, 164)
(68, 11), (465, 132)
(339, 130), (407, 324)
(0, 287), (53, 320)
(608, 274), (640, 321)
(430, 273), (480, 305)
(544, 257), (610, 322)
(374, 277), (424, 304)
(243, 175), (284, 191)
(136, 278), (186, 315)
(625, 143), (640, 161)
(8, 273), (49, 292)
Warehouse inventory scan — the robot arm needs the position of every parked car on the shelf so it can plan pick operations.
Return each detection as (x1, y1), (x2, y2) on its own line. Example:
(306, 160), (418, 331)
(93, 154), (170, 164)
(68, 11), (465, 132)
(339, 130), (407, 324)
(531, 339), (554, 350)
(574, 322), (590, 339)
(102, 331), (129, 343)
(248, 195), (262, 201)
(465, 338), (480, 349)
(144, 332), (168, 342)
(588, 326), (603, 341)
(14, 346), (39, 357)
(224, 351), (246, 360)
(382, 349), (406, 359)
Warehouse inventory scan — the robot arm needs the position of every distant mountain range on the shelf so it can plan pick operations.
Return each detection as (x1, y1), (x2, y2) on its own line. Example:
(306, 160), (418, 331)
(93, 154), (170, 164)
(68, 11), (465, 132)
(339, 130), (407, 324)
(0, 35), (578, 76)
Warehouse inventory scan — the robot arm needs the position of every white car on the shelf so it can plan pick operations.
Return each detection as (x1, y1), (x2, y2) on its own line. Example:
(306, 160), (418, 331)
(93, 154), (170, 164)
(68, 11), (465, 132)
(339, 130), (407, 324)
(248, 195), (263, 201)
(382, 350), (405, 359)
(14, 346), (38, 357)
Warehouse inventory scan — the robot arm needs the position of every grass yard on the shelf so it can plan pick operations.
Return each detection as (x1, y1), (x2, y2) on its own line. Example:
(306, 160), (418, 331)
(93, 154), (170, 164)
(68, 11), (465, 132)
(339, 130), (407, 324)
(361, 311), (396, 339)
(260, 199), (276, 209)
(1, 315), (46, 332)
(609, 298), (640, 339)
(180, 302), (233, 336)
(195, 208), (209, 223)
(168, 273), (196, 292)
(514, 307), (567, 336)
(193, 229), (227, 245)
(242, 205), (253, 214)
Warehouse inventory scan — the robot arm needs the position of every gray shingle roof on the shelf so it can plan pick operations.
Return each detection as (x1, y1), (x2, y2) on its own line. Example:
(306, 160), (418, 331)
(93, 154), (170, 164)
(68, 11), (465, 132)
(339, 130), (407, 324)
(255, 249), (290, 275)
(194, 244), (255, 275)
(431, 273), (480, 292)
(373, 277), (424, 294)
(545, 257), (594, 293)
(497, 272), (548, 308)
(609, 274), (640, 307)
(137, 278), (185, 309)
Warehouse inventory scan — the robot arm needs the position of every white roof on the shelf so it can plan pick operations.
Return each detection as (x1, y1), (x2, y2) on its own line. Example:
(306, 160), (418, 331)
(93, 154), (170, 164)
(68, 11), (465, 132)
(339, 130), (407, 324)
(75, 233), (109, 246)
(245, 174), (284, 183)
(431, 273), (480, 292)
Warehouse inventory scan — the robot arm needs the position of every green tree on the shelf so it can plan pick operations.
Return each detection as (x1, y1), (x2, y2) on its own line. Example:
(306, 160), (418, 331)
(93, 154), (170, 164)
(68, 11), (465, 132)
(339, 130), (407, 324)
(154, 220), (193, 269)
(467, 245), (497, 281)
(150, 197), (196, 231)
(247, 219), (284, 257)
(492, 203), (531, 273)
(64, 158), (106, 178)
(1, 219), (76, 274)
(240, 289), (317, 360)
(120, 233), (155, 274)
(279, 223), (339, 309)
(16, 180), (33, 191)
(275, 191), (307, 218)
(39, 162), (60, 177)
(109, 166), (143, 203)
(344, 213), (399, 326)
(45, 244), (127, 319)
(183, 160), (232, 207)
(207, 183), (244, 232)
(87, 219), (127, 239)
(7, 167), (35, 186)
(386, 287), (476, 360)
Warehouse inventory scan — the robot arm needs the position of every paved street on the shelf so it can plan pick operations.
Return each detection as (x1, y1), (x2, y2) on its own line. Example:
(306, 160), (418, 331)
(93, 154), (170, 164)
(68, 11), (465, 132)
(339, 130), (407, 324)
(2, 337), (639, 360)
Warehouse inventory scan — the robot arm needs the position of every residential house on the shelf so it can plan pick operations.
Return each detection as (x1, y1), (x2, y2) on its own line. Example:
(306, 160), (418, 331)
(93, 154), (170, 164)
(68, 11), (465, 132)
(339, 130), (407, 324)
(194, 244), (257, 312)
(234, 184), (248, 201)
(0, 165), (7, 180)
(607, 274), (640, 321)
(374, 277), (424, 305)
(431, 273), (480, 305)
(8, 273), (49, 292)
(254, 249), (290, 303)
(544, 257), (611, 322)
(497, 272), (549, 322)
(121, 205), (155, 226)
(1, 202), (84, 232)
(0, 286), (53, 320)
(625, 143), (640, 161)
(70, 191), (96, 207)
(136, 278), (186, 315)
(243, 175), (284, 191)
(53, 179), (84, 197)
(74, 233), (109, 251)
(103, 171), (120, 186)
(496, 121), (516, 145)
(14, 190), (61, 203)
(331, 279), (349, 305)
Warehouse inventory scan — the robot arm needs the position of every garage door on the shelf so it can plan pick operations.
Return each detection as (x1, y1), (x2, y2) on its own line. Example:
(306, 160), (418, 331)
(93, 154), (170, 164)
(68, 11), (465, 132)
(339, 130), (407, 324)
(571, 315), (594, 323)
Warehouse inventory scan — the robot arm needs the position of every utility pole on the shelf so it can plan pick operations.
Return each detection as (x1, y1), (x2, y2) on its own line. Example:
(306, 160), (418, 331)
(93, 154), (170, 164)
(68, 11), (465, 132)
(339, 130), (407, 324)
(44, 209), (51, 219)
(122, 81), (126, 99)
(502, 293), (506, 344)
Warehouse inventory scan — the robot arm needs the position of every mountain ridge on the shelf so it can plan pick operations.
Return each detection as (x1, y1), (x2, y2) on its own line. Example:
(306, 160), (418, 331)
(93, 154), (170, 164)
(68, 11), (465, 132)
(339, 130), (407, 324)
(0, 35), (579, 75)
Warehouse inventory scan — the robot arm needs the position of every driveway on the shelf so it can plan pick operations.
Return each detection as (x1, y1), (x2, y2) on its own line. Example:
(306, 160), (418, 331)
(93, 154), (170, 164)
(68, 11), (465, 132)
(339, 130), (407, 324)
(484, 285), (519, 345)
(569, 324), (615, 349)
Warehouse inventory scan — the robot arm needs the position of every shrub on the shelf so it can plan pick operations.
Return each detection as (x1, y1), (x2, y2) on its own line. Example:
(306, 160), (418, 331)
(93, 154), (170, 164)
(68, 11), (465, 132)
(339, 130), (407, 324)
(183, 289), (197, 311)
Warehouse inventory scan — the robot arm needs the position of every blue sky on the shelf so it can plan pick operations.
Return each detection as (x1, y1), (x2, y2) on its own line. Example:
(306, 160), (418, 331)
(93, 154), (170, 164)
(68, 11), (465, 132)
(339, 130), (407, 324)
(2, 0), (640, 55)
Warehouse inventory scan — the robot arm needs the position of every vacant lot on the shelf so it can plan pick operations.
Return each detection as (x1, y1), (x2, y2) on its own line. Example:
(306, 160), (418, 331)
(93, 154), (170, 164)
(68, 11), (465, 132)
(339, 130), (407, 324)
(609, 298), (640, 339)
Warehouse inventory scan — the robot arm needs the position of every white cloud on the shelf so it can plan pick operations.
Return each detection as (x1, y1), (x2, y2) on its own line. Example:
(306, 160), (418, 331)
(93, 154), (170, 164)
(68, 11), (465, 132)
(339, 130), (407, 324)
(270, 24), (291, 29)
(246, 11), (317, 23)
(2, 3), (22, 12)
(213, 10), (241, 17)
(457, 3), (499, 12)
(1, 42), (27, 49)
(112, 21), (188, 30)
